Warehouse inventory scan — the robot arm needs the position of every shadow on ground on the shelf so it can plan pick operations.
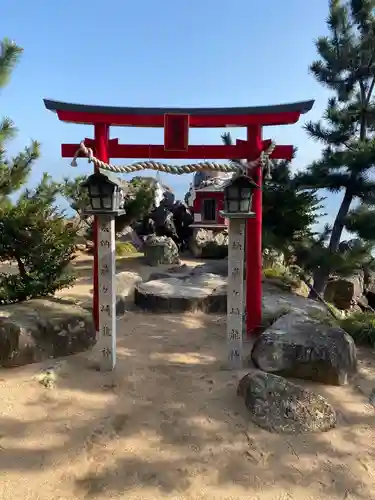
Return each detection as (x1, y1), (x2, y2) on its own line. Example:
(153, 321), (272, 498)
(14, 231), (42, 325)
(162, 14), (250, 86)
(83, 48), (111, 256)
(1, 307), (375, 499)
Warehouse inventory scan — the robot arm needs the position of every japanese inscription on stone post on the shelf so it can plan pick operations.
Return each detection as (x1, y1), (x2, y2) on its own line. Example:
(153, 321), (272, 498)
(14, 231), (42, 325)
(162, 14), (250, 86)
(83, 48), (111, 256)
(227, 219), (245, 369)
(98, 215), (116, 371)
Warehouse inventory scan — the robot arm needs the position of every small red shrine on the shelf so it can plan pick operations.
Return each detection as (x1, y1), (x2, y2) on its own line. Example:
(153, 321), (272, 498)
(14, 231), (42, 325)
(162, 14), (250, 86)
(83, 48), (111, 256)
(191, 183), (227, 229)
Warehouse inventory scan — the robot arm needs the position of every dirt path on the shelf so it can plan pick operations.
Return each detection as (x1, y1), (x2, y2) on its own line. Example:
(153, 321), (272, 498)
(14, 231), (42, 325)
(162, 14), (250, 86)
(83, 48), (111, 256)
(1, 255), (375, 499)
(0, 309), (375, 500)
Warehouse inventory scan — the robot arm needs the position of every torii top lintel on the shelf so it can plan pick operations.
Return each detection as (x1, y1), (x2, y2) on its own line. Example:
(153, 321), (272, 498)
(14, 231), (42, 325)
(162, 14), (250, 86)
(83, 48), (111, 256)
(43, 99), (314, 128)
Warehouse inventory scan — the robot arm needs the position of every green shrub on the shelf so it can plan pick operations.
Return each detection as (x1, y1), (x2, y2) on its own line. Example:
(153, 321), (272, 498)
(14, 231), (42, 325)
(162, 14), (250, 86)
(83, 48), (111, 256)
(263, 266), (285, 279)
(263, 266), (302, 291)
(115, 241), (138, 256)
(339, 312), (375, 347)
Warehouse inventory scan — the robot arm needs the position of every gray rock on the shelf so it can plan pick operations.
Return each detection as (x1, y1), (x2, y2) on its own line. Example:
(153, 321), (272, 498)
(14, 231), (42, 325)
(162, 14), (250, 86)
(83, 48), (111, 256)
(261, 286), (326, 318)
(237, 370), (337, 433)
(189, 228), (228, 259)
(324, 271), (364, 310)
(251, 312), (357, 386)
(135, 273), (227, 313)
(117, 225), (144, 251)
(115, 271), (143, 315)
(262, 248), (285, 269)
(0, 299), (96, 368)
(144, 235), (180, 266)
(75, 243), (87, 252)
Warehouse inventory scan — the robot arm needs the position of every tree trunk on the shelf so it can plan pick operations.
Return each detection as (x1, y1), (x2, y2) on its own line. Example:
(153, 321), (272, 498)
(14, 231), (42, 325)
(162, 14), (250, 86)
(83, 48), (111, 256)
(308, 268), (328, 299)
(15, 255), (27, 279)
(308, 189), (353, 298)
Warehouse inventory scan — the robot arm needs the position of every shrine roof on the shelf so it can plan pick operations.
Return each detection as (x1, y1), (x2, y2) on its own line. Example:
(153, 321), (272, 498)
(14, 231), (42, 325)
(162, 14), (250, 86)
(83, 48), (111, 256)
(195, 185), (225, 193)
(43, 99), (314, 127)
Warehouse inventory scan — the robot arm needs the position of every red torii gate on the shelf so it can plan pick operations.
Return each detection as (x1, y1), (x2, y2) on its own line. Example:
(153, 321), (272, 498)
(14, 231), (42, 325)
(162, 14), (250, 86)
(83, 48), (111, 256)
(44, 99), (314, 337)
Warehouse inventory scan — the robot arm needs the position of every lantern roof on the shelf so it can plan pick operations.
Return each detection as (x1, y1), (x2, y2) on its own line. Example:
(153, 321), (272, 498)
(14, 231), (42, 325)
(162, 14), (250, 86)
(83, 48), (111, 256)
(222, 174), (259, 190)
(82, 170), (128, 191)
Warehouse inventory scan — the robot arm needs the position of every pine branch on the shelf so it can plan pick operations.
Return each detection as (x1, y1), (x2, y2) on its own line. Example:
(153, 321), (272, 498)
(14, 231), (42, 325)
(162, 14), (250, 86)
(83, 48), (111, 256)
(0, 140), (40, 196)
(0, 38), (23, 89)
(0, 117), (17, 145)
(345, 202), (375, 239)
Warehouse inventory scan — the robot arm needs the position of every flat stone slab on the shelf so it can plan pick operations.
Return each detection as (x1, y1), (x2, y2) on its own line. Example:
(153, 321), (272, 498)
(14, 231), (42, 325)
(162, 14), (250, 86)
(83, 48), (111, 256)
(134, 273), (227, 313)
(134, 265), (332, 316)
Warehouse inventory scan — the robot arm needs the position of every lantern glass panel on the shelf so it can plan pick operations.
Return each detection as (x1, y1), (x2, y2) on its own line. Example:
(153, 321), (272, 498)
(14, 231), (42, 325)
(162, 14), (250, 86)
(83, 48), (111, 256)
(102, 197), (112, 209)
(89, 184), (100, 196)
(241, 187), (251, 198)
(229, 200), (238, 212)
(101, 183), (113, 196)
(91, 198), (101, 209)
(228, 186), (239, 198)
(240, 199), (250, 212)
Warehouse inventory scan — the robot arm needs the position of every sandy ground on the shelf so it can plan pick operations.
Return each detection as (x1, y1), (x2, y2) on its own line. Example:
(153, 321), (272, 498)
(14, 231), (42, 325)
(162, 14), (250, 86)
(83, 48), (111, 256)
(1, 255), (375, 500)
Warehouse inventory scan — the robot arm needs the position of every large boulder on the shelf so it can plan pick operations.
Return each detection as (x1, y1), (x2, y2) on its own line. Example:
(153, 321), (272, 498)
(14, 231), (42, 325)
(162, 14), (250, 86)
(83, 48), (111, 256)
(189, 228), (228, 259)
(237, 371), (337, 434)
(0, 298), (96, 368)
(143, 235), (180, 266)
(251, 312), (357, 385)
(135, 273), (227, 313)
(324, 271), (364, 310)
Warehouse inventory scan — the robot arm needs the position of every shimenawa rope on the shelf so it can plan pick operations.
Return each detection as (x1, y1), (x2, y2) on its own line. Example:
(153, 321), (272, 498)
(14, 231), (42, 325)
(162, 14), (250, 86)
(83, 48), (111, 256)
(70, 140), (276, 177)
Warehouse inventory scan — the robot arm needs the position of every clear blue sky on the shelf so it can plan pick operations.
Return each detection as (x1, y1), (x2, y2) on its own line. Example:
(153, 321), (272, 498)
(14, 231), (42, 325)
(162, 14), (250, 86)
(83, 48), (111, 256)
(3, 0), (344, 231)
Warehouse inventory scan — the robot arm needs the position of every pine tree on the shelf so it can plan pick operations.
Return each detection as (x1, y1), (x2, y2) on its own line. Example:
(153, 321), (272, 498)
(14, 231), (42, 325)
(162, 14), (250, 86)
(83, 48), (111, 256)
(296, 0), (375, 294)
(0, 39), (39, 201)
(0, 38), (77, 303)
(221, 132), (323, 257)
